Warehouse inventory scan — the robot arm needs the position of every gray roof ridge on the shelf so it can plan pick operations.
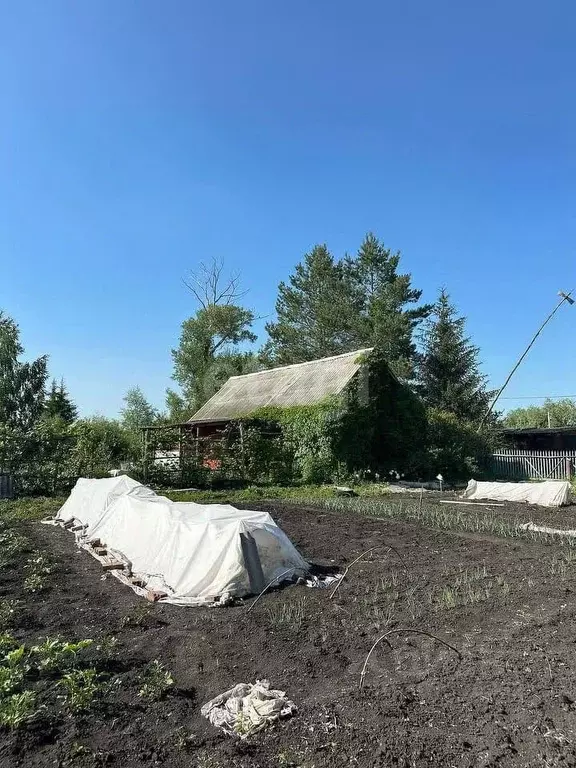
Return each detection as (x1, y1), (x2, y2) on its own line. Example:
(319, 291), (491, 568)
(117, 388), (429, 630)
(226, 347), (373, 380)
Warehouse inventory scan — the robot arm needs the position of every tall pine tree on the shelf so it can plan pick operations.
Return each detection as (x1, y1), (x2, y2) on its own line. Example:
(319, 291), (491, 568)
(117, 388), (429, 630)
(262, 236), (429, 374)
(44, 379), (78, 423)
(417, 288), (493, 422)
(347, 233), (432, 378)
(261, 244), (362, 365)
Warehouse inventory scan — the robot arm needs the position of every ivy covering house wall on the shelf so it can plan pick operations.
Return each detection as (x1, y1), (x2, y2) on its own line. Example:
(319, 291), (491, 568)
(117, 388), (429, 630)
(144, 348), (496, 488)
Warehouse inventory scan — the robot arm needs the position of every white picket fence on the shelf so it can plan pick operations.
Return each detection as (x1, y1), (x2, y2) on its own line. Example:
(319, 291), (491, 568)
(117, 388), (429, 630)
(491, 449), (575, 480)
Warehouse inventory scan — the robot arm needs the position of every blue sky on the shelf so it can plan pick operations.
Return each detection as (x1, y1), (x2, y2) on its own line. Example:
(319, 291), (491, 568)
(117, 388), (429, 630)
(1, 1), (575, 416)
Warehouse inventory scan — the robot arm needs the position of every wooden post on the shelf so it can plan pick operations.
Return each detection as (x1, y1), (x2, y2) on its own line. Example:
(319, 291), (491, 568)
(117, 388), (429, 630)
(566, 457), (572, 480)
(179, 425), (184, 486)
(142, 428), (149, 483)
(239, 421), (246, 479)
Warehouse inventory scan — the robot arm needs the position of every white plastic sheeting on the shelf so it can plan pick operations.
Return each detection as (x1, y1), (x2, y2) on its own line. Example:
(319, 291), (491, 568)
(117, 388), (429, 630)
(463, 479), (571, 508)
(520, 523), (576, 537)
(201, 680), (297, 738)
(56, 477), (308, 605)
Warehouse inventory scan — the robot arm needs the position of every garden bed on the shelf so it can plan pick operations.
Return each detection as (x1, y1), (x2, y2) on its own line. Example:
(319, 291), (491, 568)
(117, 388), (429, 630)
(1, 498), (576, 765)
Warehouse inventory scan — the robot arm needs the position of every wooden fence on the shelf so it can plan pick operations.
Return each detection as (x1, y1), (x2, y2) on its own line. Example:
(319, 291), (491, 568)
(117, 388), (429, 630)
(490, 449), (576, 480)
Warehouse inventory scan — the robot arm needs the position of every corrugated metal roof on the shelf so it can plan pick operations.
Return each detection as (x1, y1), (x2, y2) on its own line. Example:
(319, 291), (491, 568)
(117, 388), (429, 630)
(502, 426), (576, 435)
(189, 348), (373, 423)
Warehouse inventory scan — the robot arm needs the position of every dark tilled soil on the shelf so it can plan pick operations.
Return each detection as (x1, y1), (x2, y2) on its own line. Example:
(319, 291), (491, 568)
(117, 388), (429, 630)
(3, 502), (576, 767)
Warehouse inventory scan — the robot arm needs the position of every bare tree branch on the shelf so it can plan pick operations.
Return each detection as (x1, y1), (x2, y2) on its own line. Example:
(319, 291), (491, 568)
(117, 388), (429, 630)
(183, 257), (248, 308)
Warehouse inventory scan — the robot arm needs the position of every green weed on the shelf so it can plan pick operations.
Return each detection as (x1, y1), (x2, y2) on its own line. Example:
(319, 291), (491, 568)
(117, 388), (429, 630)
(119, 603), (152, 629)
(0, 634), (18, 654)
(0, 691), (38, 728)
(0, 665), (25, 696)
(95, 635), (119, 659)
(0, 530), (28, 566)
(59, 668), (101, 713)
(138, 660), (174, 701)
(23, 553), (54, 593)
(196, 752), (225, 768)
(233, 710), (253, 736)
(0, 600), (23, 630)
(495, 575), (511, 596)
(277, 749), (312, 768)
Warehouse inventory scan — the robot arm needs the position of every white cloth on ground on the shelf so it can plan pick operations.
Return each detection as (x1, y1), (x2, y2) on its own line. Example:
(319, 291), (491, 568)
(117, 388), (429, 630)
(201, 679), (297, 738)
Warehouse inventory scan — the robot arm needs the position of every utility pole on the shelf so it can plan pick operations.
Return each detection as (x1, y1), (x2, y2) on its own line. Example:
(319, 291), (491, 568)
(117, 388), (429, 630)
(479, 290), (574, 429)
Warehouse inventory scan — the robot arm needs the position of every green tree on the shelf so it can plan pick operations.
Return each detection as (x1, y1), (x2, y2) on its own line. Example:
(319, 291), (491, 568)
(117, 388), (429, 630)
(416, 288), (493, 423)
(425, 407), (493, 478)
(261, 244), (362, 365)
(504, 398), (576, 428)
(71, 417), (132, 476)
(120, 387), (158, 462)
(172, 305), (257, 412)
(165, 389), (191, 423)
(120, 387), (158, 432)
(0, 311), (48, 429)
(44, 379), (78, 423)
(31, 415), (76, 493)
(261, 235), (429, 376)
(171, 259), (257, 413)
(347, 233), (432, 379)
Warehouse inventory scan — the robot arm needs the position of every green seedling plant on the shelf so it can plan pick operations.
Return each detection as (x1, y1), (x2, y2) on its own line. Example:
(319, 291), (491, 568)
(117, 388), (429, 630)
(313, 496), (576, 546)
(23, 553), (54, 593)
(0, 665), (25, 696)
(233, 710), (253, 736)
(95, 635), (119, 659)
(30, 638), (93, 672)
(0, 531), (29, 566)
(0, 642), (30, 696)
(438, 586), (456, 609)
(119, 603), (152, 629)
(0, 600), (23, 630)
(0, 634), (18, 654)
(0, 691), (38, 728)
(59, 668), (101, 713)
(138, 660), (174, 701)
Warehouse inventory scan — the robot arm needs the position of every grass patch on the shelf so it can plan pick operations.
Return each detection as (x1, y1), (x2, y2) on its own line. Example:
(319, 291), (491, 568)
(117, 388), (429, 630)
(166, 482), (390, 504)
(0, 497), (64, 523)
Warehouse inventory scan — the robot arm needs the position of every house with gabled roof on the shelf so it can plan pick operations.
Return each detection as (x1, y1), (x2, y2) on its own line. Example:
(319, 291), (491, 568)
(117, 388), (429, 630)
(187, 348), (374, 435)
